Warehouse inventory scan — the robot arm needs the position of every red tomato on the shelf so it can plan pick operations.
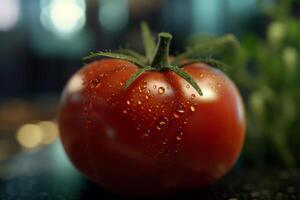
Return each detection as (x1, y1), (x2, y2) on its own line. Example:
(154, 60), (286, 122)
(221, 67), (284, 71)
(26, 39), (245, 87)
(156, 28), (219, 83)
(58, 58), (246, 196)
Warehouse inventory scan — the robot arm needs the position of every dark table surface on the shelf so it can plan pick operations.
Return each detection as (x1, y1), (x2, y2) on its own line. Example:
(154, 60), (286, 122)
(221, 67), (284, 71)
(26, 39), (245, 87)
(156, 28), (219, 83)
(0, 141), (299, 200)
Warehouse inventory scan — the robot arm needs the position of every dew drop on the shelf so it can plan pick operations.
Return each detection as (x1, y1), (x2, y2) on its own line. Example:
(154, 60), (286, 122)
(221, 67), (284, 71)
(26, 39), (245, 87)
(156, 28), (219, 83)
(156, 126), (162, 130)
(158, 87), (165, 94)
(119, 81), (124, 86)
(89, 79), (100, 88)
(145, 95), (149, 100)
(88, 102), (93, 109)
(153, 85), (157, 89)
(173, 112), (180, 119)
(191, 94), (196, 99)
(138, 100), (142, 105)
(186, 84), (190, 88)
(176, 131), (183, 140)
(126, 100), (131, 105)
(143, 133), (149, 137)
(177, 108), (185, 114)
(148, 108), (152, 112)
(190, 105), (196, 112)
(123, 110), (127, 114)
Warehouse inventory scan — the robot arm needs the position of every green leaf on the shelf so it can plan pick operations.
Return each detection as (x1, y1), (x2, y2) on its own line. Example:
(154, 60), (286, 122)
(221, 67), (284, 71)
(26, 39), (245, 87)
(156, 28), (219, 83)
(168, 65), (203, 96)
(124, 66), (152, 89)
(173, 34), (240, 65)
(83, 51), (146, 68)
(141, 22), (156, 63)
(116, 49), (146, 64)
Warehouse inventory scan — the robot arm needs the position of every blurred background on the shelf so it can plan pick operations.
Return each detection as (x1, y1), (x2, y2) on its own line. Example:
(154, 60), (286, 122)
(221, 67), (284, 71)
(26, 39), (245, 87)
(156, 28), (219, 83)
(1, 0), (300, 197)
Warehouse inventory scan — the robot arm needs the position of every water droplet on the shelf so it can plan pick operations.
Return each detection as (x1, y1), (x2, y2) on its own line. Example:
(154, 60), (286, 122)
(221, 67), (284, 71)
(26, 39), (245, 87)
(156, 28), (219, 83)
(88, 102), (93, 109)
(186, 84), (190, 88)
(153, 85), (157, 89)
(143, 133), (149, 137)
(173, 112), (180, 119)
(89, 79), (100, 88)
(183, 120), (188, 125)
(119, 81), (124, 86)
(191, 94), (196, 99)
(217, 83), (222, 88)
(159, 121), (166, 126)
(136, 124), (141, 130)
(200, 74), (204, 78)
(156, 126), (162, 130)
(126, 100), (131, 105)
(145, 95), (149, 100)
(148, 108), (152, 112)
(177, 108), (185, 114)
(176, 131), (183, 140)
(123, 110), (127, 114)
(190, 105), (196, 112)
(158, 87), (165, 94)
(138, 100), (142, 105)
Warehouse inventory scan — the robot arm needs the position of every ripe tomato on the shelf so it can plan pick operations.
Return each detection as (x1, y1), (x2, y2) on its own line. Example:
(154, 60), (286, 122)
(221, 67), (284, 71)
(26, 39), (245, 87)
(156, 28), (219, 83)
(58, 32), (245, 196)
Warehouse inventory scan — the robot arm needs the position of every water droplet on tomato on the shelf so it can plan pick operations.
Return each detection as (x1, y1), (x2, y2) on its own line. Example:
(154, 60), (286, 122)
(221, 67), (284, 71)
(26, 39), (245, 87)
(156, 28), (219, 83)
(143, 133), (149, 137)
(89, 79), (100, 89)
(138, 100), (142, 105)
(148, 108), (152, 112)
(191, 94), (196, 99)
(145, 95), (149, 100)
(123, 110), (127, 114)
(176, 108), (185, 114)
(176, 131), (183, 140)
(158, 87), (165, 94)
(153, 85), (157, 89)
(126, 100), (131, 105)
(156, 126), (161, 130)
(190, 105), (196, 112)
(186, 84), (190, 88)
(173, 112), (180, 119)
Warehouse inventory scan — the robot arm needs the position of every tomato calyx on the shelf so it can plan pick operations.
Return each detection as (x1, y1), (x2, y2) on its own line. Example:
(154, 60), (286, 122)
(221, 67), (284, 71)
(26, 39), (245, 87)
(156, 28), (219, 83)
(83, 22), (237, 97)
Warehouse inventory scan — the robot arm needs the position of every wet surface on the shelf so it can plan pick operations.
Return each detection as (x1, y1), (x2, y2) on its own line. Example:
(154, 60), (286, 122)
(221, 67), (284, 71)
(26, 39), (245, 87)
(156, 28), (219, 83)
(0, 142), (299, 200)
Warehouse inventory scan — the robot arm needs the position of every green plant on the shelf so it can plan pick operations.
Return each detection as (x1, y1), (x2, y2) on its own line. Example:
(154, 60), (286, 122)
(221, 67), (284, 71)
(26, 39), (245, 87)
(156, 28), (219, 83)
(188, 0), (300, 167)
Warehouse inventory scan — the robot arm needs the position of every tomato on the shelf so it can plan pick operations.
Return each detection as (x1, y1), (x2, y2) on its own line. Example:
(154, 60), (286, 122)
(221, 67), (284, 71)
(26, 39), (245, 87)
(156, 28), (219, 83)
(58, 32), (245, 196)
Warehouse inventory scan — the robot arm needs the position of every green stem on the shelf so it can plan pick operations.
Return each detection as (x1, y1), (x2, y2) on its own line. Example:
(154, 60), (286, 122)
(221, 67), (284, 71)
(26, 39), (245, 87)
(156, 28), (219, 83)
(151, 32), (172, 70)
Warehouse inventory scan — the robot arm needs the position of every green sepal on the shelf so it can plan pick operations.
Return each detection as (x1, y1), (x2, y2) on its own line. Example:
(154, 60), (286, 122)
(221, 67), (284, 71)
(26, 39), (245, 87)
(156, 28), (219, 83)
(167, 65), (203, 96)
(83, 51), (146, 68)
(141, 21), (156, 63)
(123, 66), (152, 89)
(116, 49), (146, 64)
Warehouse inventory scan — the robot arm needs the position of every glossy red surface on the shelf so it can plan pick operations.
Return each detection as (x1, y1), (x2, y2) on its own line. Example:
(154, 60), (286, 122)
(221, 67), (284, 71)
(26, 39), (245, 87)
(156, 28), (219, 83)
(58, 59), (246, 196)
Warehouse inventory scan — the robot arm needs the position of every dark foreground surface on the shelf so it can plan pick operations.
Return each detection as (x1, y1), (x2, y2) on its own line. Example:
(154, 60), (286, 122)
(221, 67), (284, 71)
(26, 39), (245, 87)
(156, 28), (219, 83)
(0, 142), (299, 200)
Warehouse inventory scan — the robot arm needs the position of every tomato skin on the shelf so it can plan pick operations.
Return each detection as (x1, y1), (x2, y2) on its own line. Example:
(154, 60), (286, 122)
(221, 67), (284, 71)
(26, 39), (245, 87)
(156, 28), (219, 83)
(58, 59), (246, 196)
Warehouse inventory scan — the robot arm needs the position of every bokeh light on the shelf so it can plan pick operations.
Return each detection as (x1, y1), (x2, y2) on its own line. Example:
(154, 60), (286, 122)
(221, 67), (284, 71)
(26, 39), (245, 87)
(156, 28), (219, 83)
(40, 0), (86, 37)
(37, 121), (59, 145)
(0, 0), (20, 31)
(16, 124), (43, 149)
(99, 0), (128, 32)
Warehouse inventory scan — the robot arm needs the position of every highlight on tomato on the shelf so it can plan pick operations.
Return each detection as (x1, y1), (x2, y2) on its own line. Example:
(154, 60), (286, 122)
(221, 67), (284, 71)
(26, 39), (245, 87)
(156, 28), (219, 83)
(58, 22), (246, 196)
